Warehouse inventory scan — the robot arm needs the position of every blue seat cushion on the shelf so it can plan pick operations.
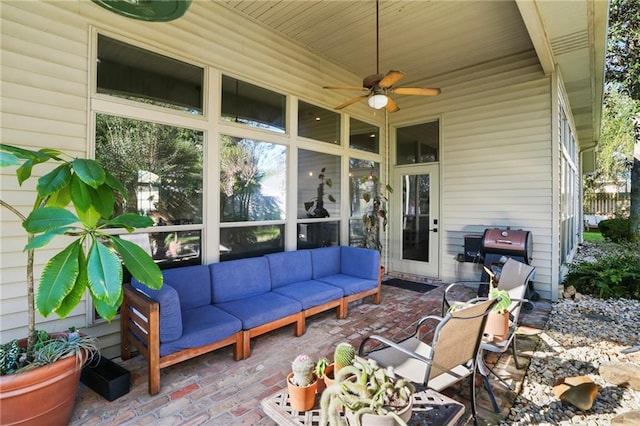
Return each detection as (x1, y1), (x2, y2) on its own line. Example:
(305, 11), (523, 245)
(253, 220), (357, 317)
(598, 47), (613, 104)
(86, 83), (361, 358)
(159, 305), (242, 357)
(310, 246), (341, 279)
(266, 250), (313, 288)
(210, 257), (272, 303)
(272, 280), (343, 309)
(131, 279), (182, 343)
(214, 293), (302, 330)
(162, 265), (211, 310)
(316, 274), (378, 296)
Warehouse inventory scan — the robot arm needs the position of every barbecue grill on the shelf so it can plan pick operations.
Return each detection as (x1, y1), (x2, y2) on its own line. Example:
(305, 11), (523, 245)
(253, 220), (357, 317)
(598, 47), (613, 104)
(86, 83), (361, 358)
(478, 227), (538, 308)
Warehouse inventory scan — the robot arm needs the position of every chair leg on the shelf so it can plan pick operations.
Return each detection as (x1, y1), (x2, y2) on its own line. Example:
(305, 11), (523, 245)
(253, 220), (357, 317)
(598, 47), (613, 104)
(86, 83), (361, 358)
(470, 372), (479, 426)
(484, 362), (513, 389)
(512, 337), (523, 369)
(482, 374), (501, 413)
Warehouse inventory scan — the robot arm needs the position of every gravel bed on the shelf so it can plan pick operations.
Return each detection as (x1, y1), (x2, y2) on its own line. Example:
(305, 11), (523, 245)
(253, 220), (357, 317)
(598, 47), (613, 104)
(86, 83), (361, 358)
(504, 242), (640, 425)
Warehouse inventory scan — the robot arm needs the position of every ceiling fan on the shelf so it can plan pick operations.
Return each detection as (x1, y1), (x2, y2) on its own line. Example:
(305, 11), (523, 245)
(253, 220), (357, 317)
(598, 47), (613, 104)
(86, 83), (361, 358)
(323, 0), (441, 113)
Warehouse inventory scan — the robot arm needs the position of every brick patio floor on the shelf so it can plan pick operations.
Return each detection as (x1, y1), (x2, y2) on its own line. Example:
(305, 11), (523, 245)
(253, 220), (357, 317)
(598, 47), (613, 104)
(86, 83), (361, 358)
(70, 281), (551, 425)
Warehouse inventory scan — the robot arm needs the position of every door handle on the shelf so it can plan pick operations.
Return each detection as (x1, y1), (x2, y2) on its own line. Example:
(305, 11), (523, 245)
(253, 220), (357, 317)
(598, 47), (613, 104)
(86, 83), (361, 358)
(430, 228), (438, 233)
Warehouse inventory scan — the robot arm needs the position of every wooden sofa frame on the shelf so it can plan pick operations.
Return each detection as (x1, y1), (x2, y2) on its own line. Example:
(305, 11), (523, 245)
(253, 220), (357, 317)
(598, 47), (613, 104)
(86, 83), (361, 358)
(121, 276), (381, 394)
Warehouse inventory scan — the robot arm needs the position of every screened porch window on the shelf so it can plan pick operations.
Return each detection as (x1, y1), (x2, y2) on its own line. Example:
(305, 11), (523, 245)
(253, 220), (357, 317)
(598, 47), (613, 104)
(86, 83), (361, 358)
(96, 34), (204, 114)
(221, 75), (286, 133)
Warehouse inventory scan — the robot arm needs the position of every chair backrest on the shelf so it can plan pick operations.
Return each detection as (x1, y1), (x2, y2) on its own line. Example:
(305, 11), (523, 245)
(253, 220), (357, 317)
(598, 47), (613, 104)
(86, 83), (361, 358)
(428, 298), (496, 381)
(495, 258), (535, 320)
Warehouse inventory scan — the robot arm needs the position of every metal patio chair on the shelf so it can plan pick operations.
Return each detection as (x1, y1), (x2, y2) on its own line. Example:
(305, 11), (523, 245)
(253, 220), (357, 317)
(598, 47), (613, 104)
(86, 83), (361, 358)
(358, 298), (497, 425)
(442, 257), (536, 412)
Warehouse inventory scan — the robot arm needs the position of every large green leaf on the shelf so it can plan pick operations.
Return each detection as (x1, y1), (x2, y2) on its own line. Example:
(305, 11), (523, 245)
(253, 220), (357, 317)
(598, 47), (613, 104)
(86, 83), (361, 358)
(93, 289), (122, 321)
(111, 237), (163, 289)
(0, 151), (20, 167)
(104, 170), (128, 201)
(70, 173), (92, 212)
(86, 240), (123, 306)
(91, 184), (115, 218)
(36, 241), (81, 317)
(75, 199), (102, 228)
(37, 163), (71, 197)
(24, 227), (71, 250)
(23, 207), (79, 234)
(72, 158), (105, 189)
(45, 185), (71, 208)
(54, 249), (88, 318)
(105, 213), (154, 231)
(16, 159), (35, 185)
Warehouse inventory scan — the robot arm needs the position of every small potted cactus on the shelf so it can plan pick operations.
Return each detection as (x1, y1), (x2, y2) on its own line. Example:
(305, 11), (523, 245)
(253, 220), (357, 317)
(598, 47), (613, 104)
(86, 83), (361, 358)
(287, 354), (318, 411)
(323, 342), (355, 389)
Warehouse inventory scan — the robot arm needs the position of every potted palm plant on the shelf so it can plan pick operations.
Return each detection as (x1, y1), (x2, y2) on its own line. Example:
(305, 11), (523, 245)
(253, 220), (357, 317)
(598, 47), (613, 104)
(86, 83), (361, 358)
(0, 144), (163, 425)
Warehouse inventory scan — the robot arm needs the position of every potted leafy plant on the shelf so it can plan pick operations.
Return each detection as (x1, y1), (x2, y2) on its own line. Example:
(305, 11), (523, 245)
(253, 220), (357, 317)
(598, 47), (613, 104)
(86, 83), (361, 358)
(320, 358), (415, 426)
(0, 144), (162, 425)
(287, 354), (318, 411)
(360, 168), (393, 252)
(484, 286), (512, 341)
(304, 167), (335, 218)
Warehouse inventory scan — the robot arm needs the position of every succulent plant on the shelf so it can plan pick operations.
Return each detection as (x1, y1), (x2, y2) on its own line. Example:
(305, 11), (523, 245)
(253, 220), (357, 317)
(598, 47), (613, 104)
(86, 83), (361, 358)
(333, 342), (355, 373)
(291, 354), (316, 386)
(316, 357), (330, 377)
(320, 358), (415, 426)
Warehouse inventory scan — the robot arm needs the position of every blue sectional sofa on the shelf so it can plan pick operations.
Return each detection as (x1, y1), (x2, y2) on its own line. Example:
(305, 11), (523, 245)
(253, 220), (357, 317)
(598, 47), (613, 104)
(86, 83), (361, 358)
(120, 246), (381, 395)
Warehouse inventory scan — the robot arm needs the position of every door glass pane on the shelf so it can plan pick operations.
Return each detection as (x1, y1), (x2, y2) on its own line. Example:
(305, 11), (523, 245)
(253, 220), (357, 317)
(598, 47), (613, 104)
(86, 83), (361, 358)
(402, 174), (430, 262)
(396, 121), (439, 165)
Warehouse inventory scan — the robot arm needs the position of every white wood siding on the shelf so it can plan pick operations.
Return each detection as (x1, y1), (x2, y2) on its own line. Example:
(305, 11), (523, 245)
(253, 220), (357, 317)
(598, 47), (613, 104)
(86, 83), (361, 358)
(388, 52), (554, 299)
(0, 0), (383, 354)
(1, 0), (565, 354)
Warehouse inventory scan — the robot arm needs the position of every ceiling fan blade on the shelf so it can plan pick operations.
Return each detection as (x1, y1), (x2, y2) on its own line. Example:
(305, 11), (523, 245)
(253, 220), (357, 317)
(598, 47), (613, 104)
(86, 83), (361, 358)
(378, 70), (406, 88)
(391, 87), (441, 96)
(385, 97), (400, 113)
(323, 85), (369, 92)
(335, 95), (369, 110)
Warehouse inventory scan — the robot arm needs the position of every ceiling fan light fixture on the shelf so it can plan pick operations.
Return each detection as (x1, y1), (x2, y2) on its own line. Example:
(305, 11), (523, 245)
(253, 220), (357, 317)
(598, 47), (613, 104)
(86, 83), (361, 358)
(368, 94), (388, 109)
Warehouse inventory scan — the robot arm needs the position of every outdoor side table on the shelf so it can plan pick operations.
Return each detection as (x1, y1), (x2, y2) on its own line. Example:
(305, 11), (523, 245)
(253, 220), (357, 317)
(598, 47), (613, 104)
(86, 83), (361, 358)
(261, 386), (465, 426)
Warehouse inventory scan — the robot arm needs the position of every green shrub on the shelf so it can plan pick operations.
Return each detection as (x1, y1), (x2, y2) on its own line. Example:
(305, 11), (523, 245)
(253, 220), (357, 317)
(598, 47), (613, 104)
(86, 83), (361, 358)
(563, 245), (640, 300)
(598, 218), (632, 242)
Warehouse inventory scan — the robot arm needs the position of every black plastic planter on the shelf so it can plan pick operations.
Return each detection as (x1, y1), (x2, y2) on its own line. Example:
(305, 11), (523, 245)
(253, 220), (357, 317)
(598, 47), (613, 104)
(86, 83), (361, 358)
(81, 357), (131, 401)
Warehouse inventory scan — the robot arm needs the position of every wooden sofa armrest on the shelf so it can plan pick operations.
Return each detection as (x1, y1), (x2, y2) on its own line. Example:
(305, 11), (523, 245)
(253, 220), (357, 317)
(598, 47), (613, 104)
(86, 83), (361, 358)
(121, 283), (161, 394)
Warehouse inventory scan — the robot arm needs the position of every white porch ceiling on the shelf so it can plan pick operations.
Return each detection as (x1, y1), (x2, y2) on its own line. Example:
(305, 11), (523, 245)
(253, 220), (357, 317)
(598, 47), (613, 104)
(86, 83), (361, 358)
(217, 0), (608, 148)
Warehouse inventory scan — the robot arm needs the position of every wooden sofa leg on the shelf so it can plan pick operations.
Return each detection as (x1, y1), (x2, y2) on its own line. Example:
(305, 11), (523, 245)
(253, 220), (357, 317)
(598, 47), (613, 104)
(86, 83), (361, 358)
(372, 289), (381, 305)
(233, 332), (243, 361)
(294, 312), (305, 337)
(339, 298), (348, 319)
(242, 332), (251, 359)
(149, 356), (161, 395)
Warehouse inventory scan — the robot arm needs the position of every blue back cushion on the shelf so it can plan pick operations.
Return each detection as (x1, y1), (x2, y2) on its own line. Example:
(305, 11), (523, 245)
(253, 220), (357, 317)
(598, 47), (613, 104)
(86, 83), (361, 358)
(311, 246), (341, 278)
(131, 279), (182, 343)
(266, 250), (313, 288)
(162, 265), (211, 310)
(341, 246), (379, 280)
(210, 257), (272, 303)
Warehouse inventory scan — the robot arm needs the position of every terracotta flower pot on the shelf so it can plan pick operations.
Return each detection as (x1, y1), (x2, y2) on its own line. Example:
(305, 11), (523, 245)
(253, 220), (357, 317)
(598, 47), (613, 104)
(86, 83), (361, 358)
(0, 347), (84, 425)
(484, 311), (510, 341)
(287, 372), (318, 411)
(322, 363), (335, 390)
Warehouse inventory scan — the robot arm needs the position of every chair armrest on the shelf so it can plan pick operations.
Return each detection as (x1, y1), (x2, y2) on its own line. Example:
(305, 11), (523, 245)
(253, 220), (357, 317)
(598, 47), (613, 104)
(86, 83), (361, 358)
(441, 281), (488, 315)
(358, 334), (433, 367)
